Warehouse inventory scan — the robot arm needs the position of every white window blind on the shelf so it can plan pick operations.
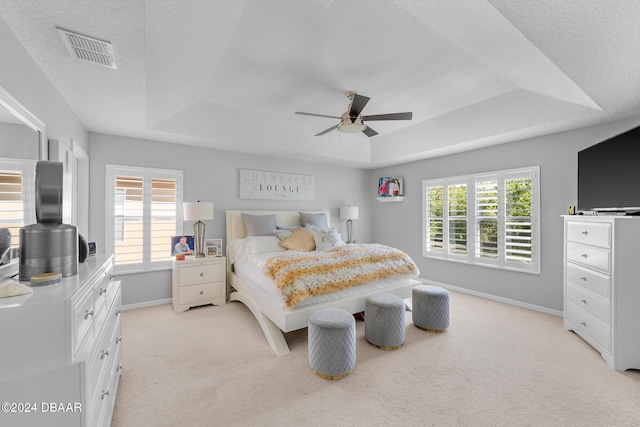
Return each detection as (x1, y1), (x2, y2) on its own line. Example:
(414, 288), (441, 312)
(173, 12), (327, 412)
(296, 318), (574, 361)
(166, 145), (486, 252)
(0, 159), (36, 249)
(106, 165), (183, 273)
(423, 166), (539, 274)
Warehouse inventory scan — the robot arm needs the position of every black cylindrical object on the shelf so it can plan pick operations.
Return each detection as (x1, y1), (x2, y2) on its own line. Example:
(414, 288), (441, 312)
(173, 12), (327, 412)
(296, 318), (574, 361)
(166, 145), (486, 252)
(19, 223), (77, 281)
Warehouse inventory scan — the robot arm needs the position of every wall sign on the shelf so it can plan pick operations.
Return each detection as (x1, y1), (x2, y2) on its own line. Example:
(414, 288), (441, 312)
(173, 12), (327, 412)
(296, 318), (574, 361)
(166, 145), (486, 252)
(240, 169), (315, 201)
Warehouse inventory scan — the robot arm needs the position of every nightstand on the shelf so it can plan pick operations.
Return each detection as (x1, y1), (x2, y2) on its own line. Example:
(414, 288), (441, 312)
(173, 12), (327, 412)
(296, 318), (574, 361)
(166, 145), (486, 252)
(172, 256), (226, 313)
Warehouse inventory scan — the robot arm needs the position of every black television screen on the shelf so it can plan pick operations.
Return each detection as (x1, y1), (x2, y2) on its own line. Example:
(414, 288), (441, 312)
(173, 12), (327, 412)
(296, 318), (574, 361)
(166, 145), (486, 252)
(578, 125), (640, 212)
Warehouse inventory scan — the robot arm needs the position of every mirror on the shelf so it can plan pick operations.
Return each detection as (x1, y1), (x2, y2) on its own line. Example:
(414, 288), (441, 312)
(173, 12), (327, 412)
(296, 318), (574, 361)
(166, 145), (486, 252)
(0, 84), (46, 161)
(0, 84), (46, 279)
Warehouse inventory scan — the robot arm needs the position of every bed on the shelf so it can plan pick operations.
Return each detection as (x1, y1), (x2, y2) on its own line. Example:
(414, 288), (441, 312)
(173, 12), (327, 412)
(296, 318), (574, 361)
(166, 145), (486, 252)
(225, 209), (422, 356)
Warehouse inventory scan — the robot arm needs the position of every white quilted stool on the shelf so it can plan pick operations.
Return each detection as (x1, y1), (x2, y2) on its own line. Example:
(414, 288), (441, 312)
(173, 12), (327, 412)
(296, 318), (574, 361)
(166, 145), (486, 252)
(412, 285), (450, 332)
(364, 294), (406, 350)
(308, 309), (356, 379)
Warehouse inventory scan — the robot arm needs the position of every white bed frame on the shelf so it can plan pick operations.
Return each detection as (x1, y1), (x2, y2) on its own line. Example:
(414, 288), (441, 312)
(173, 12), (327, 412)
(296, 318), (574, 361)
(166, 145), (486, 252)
(225, 209), (421, 356)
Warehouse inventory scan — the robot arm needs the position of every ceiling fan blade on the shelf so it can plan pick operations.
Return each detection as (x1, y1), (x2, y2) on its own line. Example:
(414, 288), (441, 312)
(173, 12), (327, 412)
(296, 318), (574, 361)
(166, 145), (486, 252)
(315, 124), (339, 136)
(363, 112), (413, 121)
(349, 94), (370, 117)
(295, 112), (341, 119)
(362, 126), (378, 137)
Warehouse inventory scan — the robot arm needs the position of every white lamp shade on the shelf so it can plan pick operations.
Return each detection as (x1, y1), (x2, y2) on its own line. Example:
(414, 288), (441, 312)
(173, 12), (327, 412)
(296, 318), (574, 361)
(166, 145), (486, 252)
(184, 202), (214, 221)
(340, 206), (359, 220)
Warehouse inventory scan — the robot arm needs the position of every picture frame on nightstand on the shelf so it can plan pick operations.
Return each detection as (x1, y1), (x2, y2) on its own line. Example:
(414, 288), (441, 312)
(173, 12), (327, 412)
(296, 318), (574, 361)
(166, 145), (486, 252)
(205, 238), (223, 256)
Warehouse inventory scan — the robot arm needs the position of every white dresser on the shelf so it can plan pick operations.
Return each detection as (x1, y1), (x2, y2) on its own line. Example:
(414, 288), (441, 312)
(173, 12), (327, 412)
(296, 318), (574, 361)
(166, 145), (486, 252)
(0, 254), (122, 426)
(172, 256), (226, 313)
(563, 216), (640, 371)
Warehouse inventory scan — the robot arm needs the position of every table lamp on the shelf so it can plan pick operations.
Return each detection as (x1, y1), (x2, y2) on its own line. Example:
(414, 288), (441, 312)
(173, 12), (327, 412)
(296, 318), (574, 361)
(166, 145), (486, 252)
(183, 201), (214, 258)
(340, 205), (359, 243)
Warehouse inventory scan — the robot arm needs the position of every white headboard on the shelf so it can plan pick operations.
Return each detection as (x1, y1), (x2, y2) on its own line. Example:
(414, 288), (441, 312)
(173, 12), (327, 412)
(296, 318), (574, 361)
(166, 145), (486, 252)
(226, 210), (331, 242)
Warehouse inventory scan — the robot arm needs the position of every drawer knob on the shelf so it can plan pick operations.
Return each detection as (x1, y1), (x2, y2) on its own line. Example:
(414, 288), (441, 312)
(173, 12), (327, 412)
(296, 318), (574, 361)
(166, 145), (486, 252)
(581, 299), (587, 304)
(84, 309), (94, 320)
(115, 309), (122, 317)
(581, 253), (588, 258)
(116, 336), (122, 344)
(100, 287), (107, 296)
(117, 364), (123, 373)
(200, 290), (204, 295)
(581, 230), (589, 236)
(580, 277), (587, 281)
(101, 350), (110, 360)
(101, 390), (109, 400)
(580, 321), (587, 327)
(200, 272), (204, 277)
(109, 273), (115, 280)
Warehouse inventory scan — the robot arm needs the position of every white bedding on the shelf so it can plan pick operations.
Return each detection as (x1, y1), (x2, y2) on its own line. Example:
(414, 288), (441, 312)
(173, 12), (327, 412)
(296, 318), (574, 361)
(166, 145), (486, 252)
(231, 245), (416, 309)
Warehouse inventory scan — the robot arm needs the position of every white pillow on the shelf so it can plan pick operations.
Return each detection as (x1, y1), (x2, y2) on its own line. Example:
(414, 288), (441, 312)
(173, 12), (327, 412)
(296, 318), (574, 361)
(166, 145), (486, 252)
(245, 236), (287, 255)
(307, 225), (345, 251)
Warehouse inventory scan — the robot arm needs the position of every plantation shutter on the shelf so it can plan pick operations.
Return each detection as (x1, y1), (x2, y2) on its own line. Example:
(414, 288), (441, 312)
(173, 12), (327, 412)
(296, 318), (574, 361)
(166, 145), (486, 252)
(475, 177), (499, 262)
(0, 160), (36, 249)
(107, 165), (182, 274)
(424, 183), (444, 256)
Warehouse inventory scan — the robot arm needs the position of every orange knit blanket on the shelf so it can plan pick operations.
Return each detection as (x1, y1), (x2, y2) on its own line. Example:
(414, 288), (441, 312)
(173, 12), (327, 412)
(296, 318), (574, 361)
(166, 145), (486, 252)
(263, 243), (419, 309)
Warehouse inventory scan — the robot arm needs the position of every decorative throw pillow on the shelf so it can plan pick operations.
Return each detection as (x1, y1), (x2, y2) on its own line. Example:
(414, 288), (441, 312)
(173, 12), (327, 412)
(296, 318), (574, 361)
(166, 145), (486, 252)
(299, 212), (328, 229)
(273, 229), (293, 241)
(308, 225), (345, 251)
(241, 213), (277, 236)
(276, 225), (300, 230)
(278, 227), (316, 252)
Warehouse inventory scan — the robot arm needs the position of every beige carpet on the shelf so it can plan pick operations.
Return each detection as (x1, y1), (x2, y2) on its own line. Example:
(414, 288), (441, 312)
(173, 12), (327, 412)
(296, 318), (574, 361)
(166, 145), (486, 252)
(111, 291), (640, 427)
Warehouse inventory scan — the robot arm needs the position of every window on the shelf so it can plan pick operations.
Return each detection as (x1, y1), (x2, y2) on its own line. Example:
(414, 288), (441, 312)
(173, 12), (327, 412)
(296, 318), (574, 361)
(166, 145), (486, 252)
(0, 158), (37, 249)
(106, 165), (183, 273)
(423, 166), (539, 274)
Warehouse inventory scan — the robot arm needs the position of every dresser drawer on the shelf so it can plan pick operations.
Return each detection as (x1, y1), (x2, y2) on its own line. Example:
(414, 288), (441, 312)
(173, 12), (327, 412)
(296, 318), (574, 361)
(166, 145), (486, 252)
(566, 241), (610, 273)
(566, 283), (610, 325)
(566, 302), (610, 352)
(566, 261), (610, 299)
(179, 262), (223, 285)
(566, 221), (611, 248)
(179, 282), (223, 304)
(73, 287), (96, 354)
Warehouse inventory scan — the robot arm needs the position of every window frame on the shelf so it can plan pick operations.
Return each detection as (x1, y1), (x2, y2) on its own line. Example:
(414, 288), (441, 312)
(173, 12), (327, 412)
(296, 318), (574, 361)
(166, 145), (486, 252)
(105, 165), (183, 274)
(422, 166), (540, 274)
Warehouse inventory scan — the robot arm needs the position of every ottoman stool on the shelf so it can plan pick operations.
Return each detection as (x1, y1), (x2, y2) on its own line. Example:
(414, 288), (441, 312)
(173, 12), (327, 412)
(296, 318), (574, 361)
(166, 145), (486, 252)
(364, 294), (406, 350)
(412, 285), (450, 332)
(308, 309), (356, 379)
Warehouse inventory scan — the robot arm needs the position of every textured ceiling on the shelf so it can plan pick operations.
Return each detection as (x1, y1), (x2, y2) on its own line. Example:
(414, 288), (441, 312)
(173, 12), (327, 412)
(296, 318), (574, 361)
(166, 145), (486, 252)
(2, 0), (640, 168)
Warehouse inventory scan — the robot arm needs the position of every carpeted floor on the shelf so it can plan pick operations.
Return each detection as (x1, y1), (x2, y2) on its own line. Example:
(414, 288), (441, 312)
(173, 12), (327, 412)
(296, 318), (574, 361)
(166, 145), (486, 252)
(111, 291), (640, 427)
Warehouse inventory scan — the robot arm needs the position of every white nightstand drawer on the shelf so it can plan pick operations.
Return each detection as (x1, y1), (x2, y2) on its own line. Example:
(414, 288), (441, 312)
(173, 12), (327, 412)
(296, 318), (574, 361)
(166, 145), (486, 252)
(566, 301), (610, 352)
(566, 261), (610, 299)
(566, 241), (610, 273)
(179, 262), (223, 285)
(566, 283), (610, 325)
(179, 282), (224, 304)
(566, 221), (611, 248)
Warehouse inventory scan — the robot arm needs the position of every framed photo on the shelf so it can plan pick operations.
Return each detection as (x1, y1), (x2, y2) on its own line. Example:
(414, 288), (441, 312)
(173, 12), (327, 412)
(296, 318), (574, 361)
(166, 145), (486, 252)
(171, 235), (194, 255)
(205, 238), (223, 257)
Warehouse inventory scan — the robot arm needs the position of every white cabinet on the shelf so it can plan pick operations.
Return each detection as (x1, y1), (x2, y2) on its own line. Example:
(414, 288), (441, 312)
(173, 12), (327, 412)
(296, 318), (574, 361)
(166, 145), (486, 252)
(172, 256), (226, 313)
(0, 254), (122, 426)
(563, 216), (640, 371)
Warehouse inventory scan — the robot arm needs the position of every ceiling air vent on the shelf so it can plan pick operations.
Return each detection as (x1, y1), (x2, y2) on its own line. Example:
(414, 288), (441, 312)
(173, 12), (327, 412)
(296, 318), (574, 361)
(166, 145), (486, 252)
(56, 27), (117, 69)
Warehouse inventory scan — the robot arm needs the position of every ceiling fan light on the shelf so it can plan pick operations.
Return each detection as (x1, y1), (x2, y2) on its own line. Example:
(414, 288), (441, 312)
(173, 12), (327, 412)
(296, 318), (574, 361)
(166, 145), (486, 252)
(338, 122), (367, 133)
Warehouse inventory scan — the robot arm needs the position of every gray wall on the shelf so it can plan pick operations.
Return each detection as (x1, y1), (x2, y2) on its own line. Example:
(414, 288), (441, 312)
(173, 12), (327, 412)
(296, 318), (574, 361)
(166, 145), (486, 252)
(89, 132), (371, 306)
(371, 116), (640, 311)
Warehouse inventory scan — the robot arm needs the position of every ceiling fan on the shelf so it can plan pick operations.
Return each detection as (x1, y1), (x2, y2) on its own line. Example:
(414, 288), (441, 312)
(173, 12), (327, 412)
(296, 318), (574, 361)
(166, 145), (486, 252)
(295, 91), (412, 137)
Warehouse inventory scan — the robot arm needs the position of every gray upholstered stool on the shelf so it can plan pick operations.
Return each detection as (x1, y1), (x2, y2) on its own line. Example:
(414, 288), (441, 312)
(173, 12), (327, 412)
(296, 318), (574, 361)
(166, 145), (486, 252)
(308, 309), (356, 379)
(412, 285), (450, 332)
(364, 294), (406, 350)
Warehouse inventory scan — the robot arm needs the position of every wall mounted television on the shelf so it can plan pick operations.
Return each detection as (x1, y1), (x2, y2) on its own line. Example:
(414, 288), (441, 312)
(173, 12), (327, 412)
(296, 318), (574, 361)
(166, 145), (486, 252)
(578, 125), (640, 213)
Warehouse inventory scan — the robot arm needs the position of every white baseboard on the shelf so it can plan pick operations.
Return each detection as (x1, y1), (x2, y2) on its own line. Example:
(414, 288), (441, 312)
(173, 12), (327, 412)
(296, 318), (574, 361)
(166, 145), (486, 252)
(122, 298), (172, 311)
(417, 278), (563, 317)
